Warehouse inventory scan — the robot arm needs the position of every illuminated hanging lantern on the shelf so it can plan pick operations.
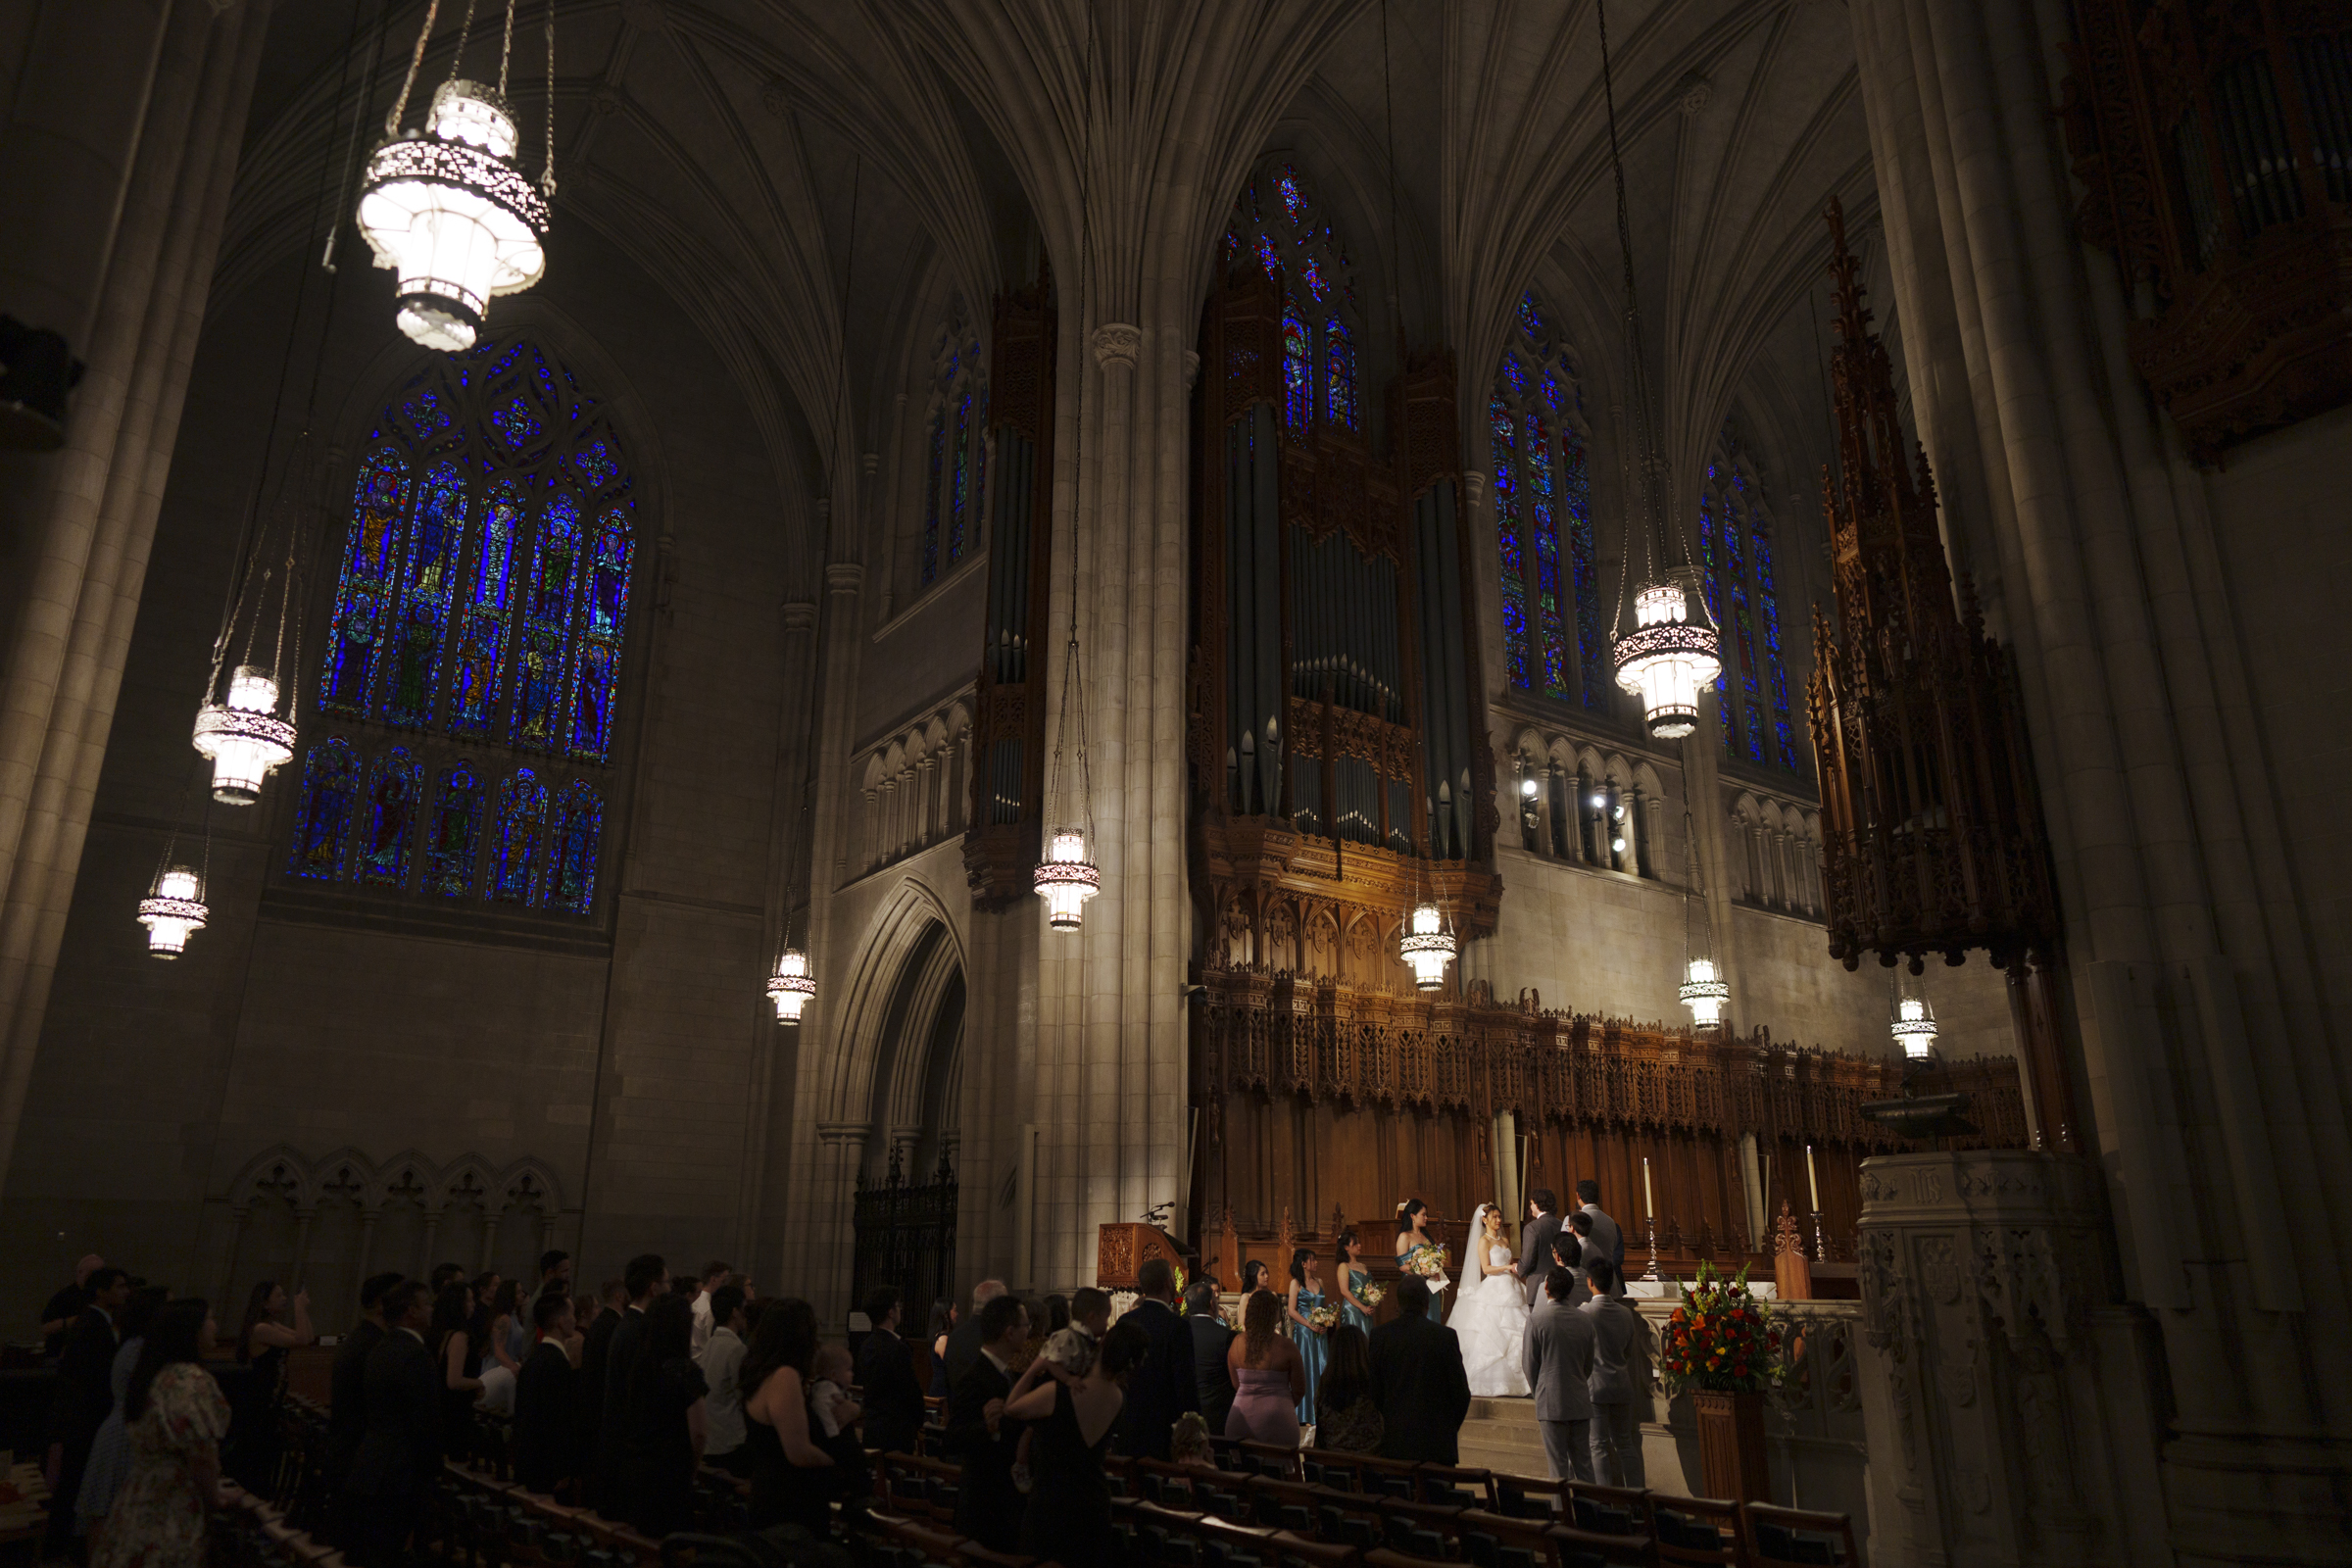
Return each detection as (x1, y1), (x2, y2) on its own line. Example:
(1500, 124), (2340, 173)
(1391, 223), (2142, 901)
(767, 947), (816, 1024)
(191, 666), (296, 806)
(1398, 901), (1457, 992)
(1613, 580), (1721, 740)
(1891, 991), (1938, 1058)
(1679, 956), (1729, 1026)
(1034, 830), (1102, 932)
(137, 866), (209, 959)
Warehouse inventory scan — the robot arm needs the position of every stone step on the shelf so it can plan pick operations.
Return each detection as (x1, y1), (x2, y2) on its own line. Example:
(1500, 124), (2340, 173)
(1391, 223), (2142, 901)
(1455, 1394), (1547, 1479)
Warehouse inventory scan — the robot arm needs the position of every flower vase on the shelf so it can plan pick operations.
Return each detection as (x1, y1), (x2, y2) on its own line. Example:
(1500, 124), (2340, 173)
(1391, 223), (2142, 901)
(1691, 1389), (1769, 1502)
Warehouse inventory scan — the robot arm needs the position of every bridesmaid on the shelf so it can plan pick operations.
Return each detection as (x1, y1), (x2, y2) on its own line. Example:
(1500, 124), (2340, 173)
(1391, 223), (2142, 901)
(1395, 1200), (1446, 1323)
(1333, 1231), (1375, 1335)
(1283, 1249), (1329, 1426)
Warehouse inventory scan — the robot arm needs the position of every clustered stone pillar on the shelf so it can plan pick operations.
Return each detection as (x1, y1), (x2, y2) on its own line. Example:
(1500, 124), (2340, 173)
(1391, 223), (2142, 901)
(0, 0), (269, 1205)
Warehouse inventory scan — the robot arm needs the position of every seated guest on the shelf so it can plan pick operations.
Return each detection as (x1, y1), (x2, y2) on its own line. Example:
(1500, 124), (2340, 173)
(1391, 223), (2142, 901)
(742, 1298), (836, 1537)
(697, 1285), (750, 1475)
(513, 1293), (579, 1495)
(947, 1293), (1031, 1551)
(853, 1287), (925, 1456)
(1170, 1411), (1216, 1471)
(1367, 1275), (1472, 1463)
(1312, 1323), (1382, 1452)
(618, 1296), (707, 1538)
(1222, 1289), (1304, 1446)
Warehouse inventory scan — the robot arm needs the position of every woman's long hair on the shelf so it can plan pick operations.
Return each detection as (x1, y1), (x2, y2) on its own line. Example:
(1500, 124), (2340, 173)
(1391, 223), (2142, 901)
(741, 1296), (819, 1400)
(233, 1280), (276, 1364)
(429, 1283), (473, 1361)
(1242, 1260), (1269, 1294)
(1242, 1289), (1283, 1365)
(926, 1298), (955, 1344)
(1334, 1229), (1359, 1277)
(1289, 1248), (1314, 1288)
(125, 1298), (209, 1421)
(1319, 1323), (1371, 1412)
(1396, 1198), (1427, 1233)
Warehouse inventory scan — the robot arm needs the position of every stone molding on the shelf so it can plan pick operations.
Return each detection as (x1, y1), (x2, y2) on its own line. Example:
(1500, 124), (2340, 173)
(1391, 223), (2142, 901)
(825, 561), (863, 593)
(1090, 322), (1143, 369)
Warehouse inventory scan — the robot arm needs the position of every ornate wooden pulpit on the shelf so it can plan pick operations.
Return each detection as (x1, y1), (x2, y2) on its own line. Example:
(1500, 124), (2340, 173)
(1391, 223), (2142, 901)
(1097, 1223), (1186, 1289)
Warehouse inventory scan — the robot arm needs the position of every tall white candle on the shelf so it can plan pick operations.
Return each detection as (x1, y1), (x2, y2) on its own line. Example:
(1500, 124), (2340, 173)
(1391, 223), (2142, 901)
(1643, 1155), (1654, 1218)
(1806, 1144), (1821, 1212)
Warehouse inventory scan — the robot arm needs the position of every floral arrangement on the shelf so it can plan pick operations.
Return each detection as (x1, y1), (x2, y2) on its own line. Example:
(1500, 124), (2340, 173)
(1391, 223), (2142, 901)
(1402, 1243), (1449, 1281)
(1305, 1302), (1342, 1332)
(1658, 1260), (1784, 1395)
(1359, 1281), (1387, 1309)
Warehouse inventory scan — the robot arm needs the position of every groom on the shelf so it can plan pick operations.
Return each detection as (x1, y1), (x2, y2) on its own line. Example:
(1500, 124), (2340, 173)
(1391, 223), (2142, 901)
(1514, 1189), (1563, 1308)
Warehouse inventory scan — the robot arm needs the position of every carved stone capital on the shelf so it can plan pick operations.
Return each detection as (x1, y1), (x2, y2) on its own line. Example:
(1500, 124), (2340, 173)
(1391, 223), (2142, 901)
(781, 601), (818, 633)
(1091, 322), (1143, 370)
(825, 561), (863, 594)
(1678, 73), (1712, 117)
(1184, 349), (1202, 391)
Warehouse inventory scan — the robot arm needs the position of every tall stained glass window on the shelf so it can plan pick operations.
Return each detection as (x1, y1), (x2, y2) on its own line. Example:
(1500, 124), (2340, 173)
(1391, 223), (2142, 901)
(919, 306), (988, 588)
(1220, 160), (1362, 437)
(1490, 293), (1604, 708)
(1699, 430), (1800, 772)
(283, 337), (632, 916)
(492, 768), (550, 905)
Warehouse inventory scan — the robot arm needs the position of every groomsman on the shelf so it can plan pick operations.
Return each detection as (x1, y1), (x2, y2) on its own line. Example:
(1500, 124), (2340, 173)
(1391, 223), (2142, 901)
(1522, 1266), (1596, 1483)
(1513, 1190), (1563, 1308)
(1576, 1181), (1626, 1297)
(1580, 1258), (1643, 1486)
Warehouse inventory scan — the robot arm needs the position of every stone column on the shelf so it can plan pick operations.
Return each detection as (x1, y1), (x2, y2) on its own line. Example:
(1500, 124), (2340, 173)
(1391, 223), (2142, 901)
(810, 1121), (869, 1318)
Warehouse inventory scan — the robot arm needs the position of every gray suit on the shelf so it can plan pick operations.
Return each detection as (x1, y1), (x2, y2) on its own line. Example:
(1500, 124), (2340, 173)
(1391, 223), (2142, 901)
(1580, 1294), (1644, 1487)
(1580, 1203), (1627, 1296)
(1520, 1297), (1595, 1483)
(1514, 1210), (1563, 1307)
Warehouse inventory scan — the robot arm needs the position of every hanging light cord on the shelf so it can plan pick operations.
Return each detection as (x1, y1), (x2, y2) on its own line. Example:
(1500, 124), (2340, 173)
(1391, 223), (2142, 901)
(444, 0), (479, 88)
(322, 0), (388, 270)
(1044, 0), (1099, 850)
(386, 0), (440, 135)
(541, 1), (558, 197)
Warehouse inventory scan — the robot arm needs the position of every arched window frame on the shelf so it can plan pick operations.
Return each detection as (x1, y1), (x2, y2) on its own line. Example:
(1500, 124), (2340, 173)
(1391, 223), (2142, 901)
(917, 305), (989, 591)
(1697, 430), (1799, 773)
(281, 337), (634, 917)
(1221, 160), (1364, 437)
(1491, 292), (1605, 709)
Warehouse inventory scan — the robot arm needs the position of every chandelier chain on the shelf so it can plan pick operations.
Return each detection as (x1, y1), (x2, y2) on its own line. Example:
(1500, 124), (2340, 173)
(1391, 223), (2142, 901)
(1595, 0), (1662, 606)
(446, 0), (479, 89)
(323, 0), (387, 271)
(499, 0), (517, 95)
(387, 0), (440, 135)
(1043, 0), (1099, 849)
(542, 1), (558, 196)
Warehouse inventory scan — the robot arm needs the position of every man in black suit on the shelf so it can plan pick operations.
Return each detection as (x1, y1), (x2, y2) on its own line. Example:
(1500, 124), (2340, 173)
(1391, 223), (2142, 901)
(1111, 1258), (1200, 1459)
(1513, 1189), (1564, 1309)
(514, 1292), (578, 1494)
(854, 1286), (927, 1456)
(39, 1253), (105, 1356)
(592, 1253), (666, 1509)
(946, 1293), (1030, 1551)
(340, 1281), (442, 1568)
(45, 1265), (129, 1554)
(326, 1271), (406, 1544)
(1183, 1278), (1237, 1437)
(942, 1278), (1004, 1392)
(1367, 1275), (1473, 1464)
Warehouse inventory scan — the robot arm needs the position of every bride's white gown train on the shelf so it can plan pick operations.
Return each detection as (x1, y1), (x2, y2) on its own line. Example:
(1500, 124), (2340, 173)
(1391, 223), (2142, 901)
(1450, 1239), (1533, 1397)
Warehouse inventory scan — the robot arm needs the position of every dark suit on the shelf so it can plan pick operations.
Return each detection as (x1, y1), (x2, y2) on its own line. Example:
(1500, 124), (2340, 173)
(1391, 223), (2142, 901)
(856, 1329), (927, 1456)
(945, 1353), (1021, 1550)
(942, 1309), (988, 1393)
(1188, 1313), (1238, 1437)
(1367, 1311), (1472, 1464)
(592, 1305), (647, 1505)
(1514, 1211), (1564, 1307)
(45, 1306), (117, 1552)
(340, 1329), (443, 1568)
(328, 1319), (385, 1479)
(1111, 1298), (1200, 1460)
(513, 1341), (576, 1494)
(575, 1308), (618, 1447)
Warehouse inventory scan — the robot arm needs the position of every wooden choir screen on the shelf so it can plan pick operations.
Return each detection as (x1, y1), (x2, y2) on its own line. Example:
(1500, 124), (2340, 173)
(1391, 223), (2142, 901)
(963, 265), (1058, 906)
(1189, 969), (2030, 1306)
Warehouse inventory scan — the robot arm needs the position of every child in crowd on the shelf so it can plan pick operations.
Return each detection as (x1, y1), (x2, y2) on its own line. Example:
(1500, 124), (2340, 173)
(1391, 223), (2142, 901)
(1013, 1288), (1112, 1491)
(1170, 1410), (1216, 1470)
(808, 1344), (861, 1439)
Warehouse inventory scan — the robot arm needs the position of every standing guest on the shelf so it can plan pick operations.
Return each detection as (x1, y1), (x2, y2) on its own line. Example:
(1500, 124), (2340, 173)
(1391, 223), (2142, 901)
(47, 1265), (132, 1556)
(594, 1254), (667, 1508)
(42, 1254), (106, 1356)
(1005, 1315), (1147, 1564)
(1515, 1190), (1564, 1308)
(1012, 1289), (1108, 1485)
(1312, 1324), (1383, 1453)
(573, 1280), (625, 1479)
(945, 1294), (1029, 1551)
(1024, 1294), (1071, 1372)
(340, 1282), (440, 1568)
(74, 1286), (168, 1551)
(943, 1279), (1004, 1391)
(618, 1296), (708, 1538)
(688, 1261), (732, 1354)
(1580, 1257), (1643, 1485)
(1183, 1279), (1236, 1437)
(1334, 1232), (1376, 1334)
(428, 1284), (484, 1462)
(538, 1251), (572, 1298)
(1109, 1259), (1198, 1460)
(1240, 1260), (1271, 1297)
(479, 1281), (526, 1414)
(90, 1298), (227, 1568)
(698, 1286), (751, 1474)
(1221, 1291), (1303, 1446)
(1284, 1250), (1330, 1426)
(513, 1293), (579, 1495)
(1521, 1266), (1596, 1483)
(429, 1264), (466, 1296)
(1366, 1276), (1472, 1464)
(226, 1280), (314, 1494)
(853, 1288), (925, 1457)
(807, 1344), (867, 1515)
(742, 1298), (837, 1537)
(326, 1274), (404, 1544)
(924, 1299), (956, 1398)
(1577, 1181), (1626, 1297)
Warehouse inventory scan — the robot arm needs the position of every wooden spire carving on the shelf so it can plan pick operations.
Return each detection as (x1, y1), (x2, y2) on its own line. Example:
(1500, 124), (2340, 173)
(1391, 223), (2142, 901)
(1808, 199), (2058, 974)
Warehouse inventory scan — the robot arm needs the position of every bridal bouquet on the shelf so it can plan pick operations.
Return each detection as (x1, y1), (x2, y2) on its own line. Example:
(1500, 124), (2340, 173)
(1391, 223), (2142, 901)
(1306, 1303), (1342, 1333)
(1658, 1260), (1784, 1395)
(1403, 1242), (1449, 1283)
(1359, 1282), (1387, 1309)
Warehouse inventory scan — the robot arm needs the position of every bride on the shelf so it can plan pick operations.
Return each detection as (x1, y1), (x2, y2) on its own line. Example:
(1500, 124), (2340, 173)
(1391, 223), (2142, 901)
(1449, 1203), (1532, 1397)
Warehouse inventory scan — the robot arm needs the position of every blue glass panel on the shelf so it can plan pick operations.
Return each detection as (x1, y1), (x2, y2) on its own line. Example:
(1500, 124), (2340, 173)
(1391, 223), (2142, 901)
(566, 509), (631, 762)
(921, 412), (944, 585)
(510, 490), (580, 753)
(319, 450), (413, 715)
(492, 767), (550, 905)
(425, 762), (484, 898)
(448, 478), (522, 737)
(383, 460), (466, 727)
(547, 779), (603, 913)
(1323, 318), (1356, 429)
(1492, 397), (1530, 691)
(357, 746), (422, 888)
(287, 738), (361, 881)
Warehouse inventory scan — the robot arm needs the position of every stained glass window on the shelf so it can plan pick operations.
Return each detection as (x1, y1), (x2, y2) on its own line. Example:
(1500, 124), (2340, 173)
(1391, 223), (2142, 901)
(1281, 308), (1311, 430)
(1323, 319), (1357, 429)
(492, 767), (550, 905)
(1224, 161), (1360, 439)
(919, 309), (987, 589)
(547, 779), (603, 913)
(1492, 292), (1603, 707)
(1701, 435), (1800, 772)
(285, 336), (635, 916)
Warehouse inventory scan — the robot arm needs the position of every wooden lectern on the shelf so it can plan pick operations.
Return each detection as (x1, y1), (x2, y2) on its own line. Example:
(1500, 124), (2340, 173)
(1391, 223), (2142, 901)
(1097, 1223), (1185, 1289)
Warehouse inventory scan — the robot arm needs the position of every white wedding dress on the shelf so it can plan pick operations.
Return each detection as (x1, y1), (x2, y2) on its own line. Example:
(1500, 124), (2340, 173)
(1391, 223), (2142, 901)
(1450, 1235), (1533, 1397)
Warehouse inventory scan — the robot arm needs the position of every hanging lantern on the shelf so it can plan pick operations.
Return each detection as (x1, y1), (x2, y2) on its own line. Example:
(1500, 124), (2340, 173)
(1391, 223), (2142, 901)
(1679, 956), (1729, 1026)
(767, 947), (816, 1024)
(191, 666), (296, 806)
(1034, 831), (1102, 932)
(357, 75), (550, 353)
(1891, 988), (1938, 1058)
(1398, 901), (1457, 992)
(1613, 580), (1721, 740)
(137, 866), (209, 959)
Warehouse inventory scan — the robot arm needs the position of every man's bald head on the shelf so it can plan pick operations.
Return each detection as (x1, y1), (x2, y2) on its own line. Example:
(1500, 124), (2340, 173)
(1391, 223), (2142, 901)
(970, 1279), (1006, 1311)
(74, 1254), (104, 1284)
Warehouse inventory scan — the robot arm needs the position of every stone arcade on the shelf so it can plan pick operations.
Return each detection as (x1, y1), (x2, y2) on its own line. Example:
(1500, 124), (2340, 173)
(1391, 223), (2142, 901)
(0, 2), (2344, 1564)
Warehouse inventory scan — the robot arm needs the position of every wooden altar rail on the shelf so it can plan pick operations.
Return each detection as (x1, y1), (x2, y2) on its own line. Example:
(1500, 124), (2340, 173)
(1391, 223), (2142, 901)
(1194, 967), (2028, 1151)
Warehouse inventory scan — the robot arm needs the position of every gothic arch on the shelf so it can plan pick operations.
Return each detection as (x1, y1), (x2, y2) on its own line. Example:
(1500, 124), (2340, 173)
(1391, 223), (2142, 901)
(821, 876), (969, 1127)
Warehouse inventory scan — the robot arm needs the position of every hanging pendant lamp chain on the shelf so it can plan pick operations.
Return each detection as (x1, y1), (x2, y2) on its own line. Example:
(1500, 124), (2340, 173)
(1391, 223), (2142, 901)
(498, 0), (517, 95)
(387, 0), (440, 135)
(542, 1), (558, 197)
(445, 0), (479, 88)
(1044, 0), (1100, 847)
(322, 0), (387, 271)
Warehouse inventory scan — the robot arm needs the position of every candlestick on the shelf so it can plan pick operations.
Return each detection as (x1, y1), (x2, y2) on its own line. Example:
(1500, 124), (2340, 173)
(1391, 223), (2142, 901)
(1643, 1214), (1659, 1282)
(1642, 1155), (1654, 1218)
(1806, 1144), (1820, 1212)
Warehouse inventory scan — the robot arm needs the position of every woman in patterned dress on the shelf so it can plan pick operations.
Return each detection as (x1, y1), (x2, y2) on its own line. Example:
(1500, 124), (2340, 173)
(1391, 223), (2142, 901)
(94, 1298), (227, 1568)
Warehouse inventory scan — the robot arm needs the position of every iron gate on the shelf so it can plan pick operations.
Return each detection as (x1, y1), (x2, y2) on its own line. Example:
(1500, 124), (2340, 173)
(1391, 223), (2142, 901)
(850, 1149), (957, 1325)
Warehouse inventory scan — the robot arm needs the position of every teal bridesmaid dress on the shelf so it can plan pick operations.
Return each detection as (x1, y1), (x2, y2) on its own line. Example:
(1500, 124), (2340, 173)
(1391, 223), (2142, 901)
(1341, 1267), (1373, 1335)
(1399, 1240), (1446, 1322)
(1291, 1288), (1327, 1424)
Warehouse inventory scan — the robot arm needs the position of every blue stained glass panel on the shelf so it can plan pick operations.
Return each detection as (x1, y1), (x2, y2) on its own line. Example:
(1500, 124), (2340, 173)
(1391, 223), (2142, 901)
(287, 738), (361, 881)
(425, 762), (484, 897)
(384, 461), (466, 727)
(492, 767), (550, 905)
(1301, 256), (1329, 301)
(921, 413), (944, 585)
(1560, 425), (1602, 707)
(1323, 318), (1356, 429)
(1529, 413), (1569, 699)
(1277, 166), (1302, 221)
(1518, 292), (1543, 336)
(1281, 309), (1311, 430)
(357, 747), (422, 888)
(449, 479), (522, 736)
(1491, 397), (1530, 691)
(490, 394), (543, 453)
(1256, 232), (1280, 280)
(950, 390), (971, 564)
(320, 449), (413, 715)
(510, 490), (580, 753)
(547, 779), (603, 913)
(566, 511), (631, 762)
